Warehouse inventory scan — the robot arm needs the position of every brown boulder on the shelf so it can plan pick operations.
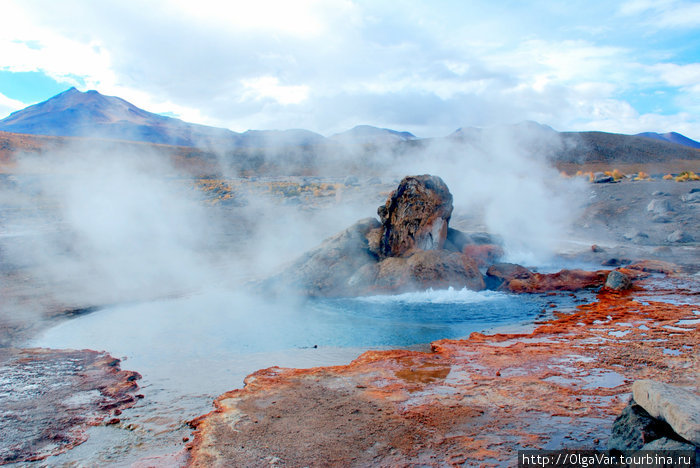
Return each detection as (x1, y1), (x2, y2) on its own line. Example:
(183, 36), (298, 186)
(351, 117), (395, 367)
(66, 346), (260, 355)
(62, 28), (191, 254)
(506, 269), (608, 293)
(485, 263), (533, 290)
(377, 175), (453, 258)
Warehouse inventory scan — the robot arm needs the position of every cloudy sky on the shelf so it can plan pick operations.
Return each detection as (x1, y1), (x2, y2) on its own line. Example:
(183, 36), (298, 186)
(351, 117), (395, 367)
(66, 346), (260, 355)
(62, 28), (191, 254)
(0, 0), (699, 139)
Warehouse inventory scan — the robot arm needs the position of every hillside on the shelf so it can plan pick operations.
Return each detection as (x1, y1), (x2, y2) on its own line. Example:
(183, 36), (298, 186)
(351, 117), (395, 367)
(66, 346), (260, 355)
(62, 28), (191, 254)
(0, 88), (241, 147)
(0, 88), (698, 176)
(558, 131), (700, 164)
(636, 131), (700, 149)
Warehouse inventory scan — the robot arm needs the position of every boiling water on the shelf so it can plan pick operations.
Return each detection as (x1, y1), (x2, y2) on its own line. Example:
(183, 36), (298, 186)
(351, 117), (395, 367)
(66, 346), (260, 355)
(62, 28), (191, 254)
(30, 287), (584, 465)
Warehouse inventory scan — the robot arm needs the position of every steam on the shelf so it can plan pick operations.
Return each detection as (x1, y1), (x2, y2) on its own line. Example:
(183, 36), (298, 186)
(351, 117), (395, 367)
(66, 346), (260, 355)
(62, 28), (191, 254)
(397, 125), (586, 264)
(0, 122), (584, 333)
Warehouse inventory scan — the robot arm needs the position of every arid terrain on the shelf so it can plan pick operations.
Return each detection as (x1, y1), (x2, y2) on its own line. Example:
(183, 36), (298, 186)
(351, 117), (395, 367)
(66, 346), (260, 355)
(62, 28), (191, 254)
(0, 127), (698, 466)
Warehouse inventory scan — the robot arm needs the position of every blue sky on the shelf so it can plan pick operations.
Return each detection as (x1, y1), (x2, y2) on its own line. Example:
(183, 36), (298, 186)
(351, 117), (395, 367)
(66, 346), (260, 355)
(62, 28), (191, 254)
(1, 0), (699, 139)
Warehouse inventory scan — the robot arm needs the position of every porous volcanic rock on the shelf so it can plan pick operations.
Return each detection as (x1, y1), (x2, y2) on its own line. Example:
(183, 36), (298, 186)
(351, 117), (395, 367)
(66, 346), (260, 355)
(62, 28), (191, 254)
(376, 175), (453, 258)
(604, 269), (632, 291)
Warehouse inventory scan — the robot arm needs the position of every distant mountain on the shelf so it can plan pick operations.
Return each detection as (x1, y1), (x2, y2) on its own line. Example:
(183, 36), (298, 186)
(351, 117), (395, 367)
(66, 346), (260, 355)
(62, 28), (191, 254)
(0, 87), (241, 147)
(330, 125), (416, 144)
(559, 131), (700, 164)
(636, 132), (700, 149)
(1, 88), (697, 168)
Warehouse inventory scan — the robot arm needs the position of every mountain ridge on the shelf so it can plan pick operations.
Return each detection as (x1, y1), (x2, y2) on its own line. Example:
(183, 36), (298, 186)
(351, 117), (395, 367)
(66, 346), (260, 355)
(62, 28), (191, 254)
(1, 88), (699, 167)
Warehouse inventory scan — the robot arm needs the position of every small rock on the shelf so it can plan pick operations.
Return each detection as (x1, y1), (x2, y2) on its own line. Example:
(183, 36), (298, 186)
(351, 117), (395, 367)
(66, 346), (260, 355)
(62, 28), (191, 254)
(680, 192), (700, 203)
(652, 215), (672, 223)
(667, 230), (694, 243)
(343, 175), (359, 186)
(690, 188), (700, 194)
(593, 172), (614, 183)
(605, 270), (632, 291)
(632, 380), (700, 446)
(602, 258), (631, 267)
(651, 191), (668, 196)
(591, 244), (605, 253)
(623, 230), (648, 241)
(485, 263), (532, 290)
(647, 198), (673, 215)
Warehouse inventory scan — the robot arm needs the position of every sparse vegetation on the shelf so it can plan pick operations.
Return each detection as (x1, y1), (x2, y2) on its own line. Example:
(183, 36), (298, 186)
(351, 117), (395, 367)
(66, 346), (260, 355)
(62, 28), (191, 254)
(604, 169), (624, 181)
(633, 171), (650, 181)
(675, 171), (700, 182)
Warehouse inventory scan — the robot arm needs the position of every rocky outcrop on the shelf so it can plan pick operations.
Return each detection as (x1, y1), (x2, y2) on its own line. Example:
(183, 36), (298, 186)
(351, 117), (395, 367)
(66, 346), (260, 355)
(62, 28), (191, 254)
(265, 175), (484, 297)
(485, 263), (609, 293)
(631, 380), (700, 446)
(608, 380), (700, 454)
(264, 175), (621, 297)
(376, 175), (453, 258)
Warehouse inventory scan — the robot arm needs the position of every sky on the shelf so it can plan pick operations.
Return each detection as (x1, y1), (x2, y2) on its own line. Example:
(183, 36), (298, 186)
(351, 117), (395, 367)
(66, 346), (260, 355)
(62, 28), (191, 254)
(0, 0), (699, 139)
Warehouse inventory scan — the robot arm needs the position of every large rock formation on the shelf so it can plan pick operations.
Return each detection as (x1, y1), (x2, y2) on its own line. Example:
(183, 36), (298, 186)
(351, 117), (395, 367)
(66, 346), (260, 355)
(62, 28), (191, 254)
(265, 175), (486, 297)
(375, 175), (453, 257)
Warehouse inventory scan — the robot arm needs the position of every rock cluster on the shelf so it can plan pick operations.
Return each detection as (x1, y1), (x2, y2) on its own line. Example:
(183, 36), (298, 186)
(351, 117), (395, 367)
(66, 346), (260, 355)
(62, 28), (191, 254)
(609, 380), (699, 452)
(266, 175), (628, 297)
(266, 175), (488, 296)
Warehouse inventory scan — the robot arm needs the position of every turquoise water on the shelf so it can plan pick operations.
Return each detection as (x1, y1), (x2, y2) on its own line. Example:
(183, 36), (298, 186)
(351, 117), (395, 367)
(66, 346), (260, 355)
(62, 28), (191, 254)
(29, 287), (589, 465)
(32, 287), (583, 394)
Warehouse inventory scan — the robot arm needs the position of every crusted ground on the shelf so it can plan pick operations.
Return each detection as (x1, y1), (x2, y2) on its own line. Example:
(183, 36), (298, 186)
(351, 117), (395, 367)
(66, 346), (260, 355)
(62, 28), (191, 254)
(0, 348), (141, 465)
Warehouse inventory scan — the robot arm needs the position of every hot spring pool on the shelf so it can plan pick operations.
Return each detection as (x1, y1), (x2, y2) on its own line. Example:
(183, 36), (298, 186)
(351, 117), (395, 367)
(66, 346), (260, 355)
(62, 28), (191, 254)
(29, 287), (590, 465)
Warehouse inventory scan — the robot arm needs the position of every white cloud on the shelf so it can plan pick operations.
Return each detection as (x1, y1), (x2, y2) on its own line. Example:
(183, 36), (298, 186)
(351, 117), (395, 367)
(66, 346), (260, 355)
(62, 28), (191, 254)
(653, 63), (700, 92)
(619, 0), (700, 28)
(0, 92), (26, 118)
(241, 77), (310, 105)
(1, 1), (699, 140)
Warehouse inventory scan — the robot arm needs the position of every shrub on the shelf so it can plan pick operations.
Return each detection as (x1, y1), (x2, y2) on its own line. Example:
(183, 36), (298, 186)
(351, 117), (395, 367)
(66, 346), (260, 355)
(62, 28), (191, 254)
(675, 171), (700, 182)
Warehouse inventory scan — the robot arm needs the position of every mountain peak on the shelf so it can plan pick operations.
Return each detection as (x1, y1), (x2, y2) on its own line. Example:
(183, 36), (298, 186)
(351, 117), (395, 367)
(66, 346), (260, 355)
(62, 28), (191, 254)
(636, 131), (700, 149)
(0, 87), (239, 146)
